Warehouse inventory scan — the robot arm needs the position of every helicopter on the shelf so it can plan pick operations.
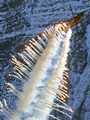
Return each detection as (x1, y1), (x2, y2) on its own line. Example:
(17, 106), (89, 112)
(62, 5), (90, 31)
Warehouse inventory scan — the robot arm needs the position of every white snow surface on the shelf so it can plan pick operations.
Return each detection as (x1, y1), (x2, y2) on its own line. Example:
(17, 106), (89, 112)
(0, 0), (90, 120)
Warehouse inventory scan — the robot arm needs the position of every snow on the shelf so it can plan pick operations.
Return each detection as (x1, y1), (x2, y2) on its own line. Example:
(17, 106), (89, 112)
(86, 25), (90, 64)
(0, 0), (90, 120)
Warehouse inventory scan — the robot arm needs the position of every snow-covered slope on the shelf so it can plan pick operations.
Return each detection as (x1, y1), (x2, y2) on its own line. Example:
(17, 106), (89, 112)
(0, 0), (90, 120)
